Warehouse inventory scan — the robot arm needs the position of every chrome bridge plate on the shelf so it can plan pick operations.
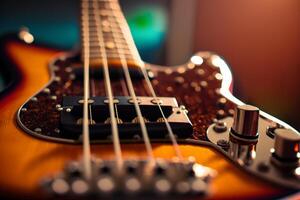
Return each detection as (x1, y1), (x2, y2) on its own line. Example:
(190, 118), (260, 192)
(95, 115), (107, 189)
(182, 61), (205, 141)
(42, 159), (216, 198)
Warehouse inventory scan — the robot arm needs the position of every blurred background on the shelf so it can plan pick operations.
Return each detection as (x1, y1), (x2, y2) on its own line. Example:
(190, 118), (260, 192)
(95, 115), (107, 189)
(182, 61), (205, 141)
(0, 0), (299, 130)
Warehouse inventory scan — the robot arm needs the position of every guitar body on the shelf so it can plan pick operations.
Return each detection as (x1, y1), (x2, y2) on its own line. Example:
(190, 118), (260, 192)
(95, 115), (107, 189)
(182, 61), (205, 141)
(0, 35), (293, 199)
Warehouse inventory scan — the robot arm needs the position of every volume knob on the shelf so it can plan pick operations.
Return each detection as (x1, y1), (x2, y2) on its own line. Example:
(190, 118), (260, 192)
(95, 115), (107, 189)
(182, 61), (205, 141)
(273, 128), (300, 162)
(232, 105), (259, 138)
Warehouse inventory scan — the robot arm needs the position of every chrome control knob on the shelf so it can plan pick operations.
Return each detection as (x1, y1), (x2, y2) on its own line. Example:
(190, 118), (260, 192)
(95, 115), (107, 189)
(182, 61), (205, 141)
(273, 128), (300, 161)
(232, 105), (259, 138)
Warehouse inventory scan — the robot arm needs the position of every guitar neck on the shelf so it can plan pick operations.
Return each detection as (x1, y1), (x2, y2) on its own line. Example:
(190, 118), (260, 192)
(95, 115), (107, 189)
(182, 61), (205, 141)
(80, 0), (142, 68)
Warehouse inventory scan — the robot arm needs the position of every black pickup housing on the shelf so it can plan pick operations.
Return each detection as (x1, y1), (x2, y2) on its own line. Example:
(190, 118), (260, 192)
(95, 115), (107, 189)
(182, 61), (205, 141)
(60, 96), (193, 140)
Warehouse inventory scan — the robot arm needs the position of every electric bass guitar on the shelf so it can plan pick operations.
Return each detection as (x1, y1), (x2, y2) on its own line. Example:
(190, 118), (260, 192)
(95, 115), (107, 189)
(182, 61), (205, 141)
(0, 0), (299, 199)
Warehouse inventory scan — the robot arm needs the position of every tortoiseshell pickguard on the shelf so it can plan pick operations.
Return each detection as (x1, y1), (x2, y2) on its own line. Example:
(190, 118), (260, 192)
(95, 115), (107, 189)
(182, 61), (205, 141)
(18, 52), (236, 142)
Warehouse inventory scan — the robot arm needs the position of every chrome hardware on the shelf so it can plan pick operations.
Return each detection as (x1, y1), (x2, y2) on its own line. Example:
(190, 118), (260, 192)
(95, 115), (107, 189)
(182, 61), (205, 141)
(43, 88), (51, 94)
(213, 120), (227, 133)
(42, 159), (216, 197)
(34, 128), (42, 132)
(272, 128), (300, 163)
(207, 116), (300, 189)
(232, 104), (259, 138)
(30, 97), (38, 102)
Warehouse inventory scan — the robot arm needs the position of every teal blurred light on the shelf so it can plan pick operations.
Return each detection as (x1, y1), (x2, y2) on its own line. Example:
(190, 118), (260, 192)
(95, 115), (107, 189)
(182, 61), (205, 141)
(0, 0), (168, 60)
(0, 0), (79, 49)
(125, 4), (168, 61)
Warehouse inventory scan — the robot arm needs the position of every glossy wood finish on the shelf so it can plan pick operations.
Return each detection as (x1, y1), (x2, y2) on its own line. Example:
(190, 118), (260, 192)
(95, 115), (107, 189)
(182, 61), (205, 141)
(0, 40), (285, 199)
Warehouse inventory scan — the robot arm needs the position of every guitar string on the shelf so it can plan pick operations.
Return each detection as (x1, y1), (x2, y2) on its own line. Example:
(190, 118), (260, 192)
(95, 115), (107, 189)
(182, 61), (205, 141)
(92, 0), (123, 169)
(107, 3), (155, 163)
(140, 64), (183, 160)
(81, 0), (92, 179)
(116, 9), (183, 160)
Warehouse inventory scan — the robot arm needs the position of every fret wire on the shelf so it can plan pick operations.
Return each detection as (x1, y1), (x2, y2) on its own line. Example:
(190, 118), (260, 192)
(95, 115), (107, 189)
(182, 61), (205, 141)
(111, 11), (142, 62)
(89, 50), (133, 55)
(88, 30), (124, 36)
(82, 0), (140, 63)
(89, 55), (135, 59)
(89, 42), (129, 48)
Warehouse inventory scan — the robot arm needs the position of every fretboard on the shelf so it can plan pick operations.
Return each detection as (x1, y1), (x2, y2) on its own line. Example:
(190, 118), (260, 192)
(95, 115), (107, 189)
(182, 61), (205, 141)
(81, 0), (142, 68)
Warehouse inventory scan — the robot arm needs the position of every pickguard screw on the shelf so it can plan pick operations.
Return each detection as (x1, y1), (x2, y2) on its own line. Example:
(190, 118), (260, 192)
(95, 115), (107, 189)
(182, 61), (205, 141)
(50, 95), (57, 100)
(200, 81), (208, 88)
(69, 74), (76, 80)
(217, 98), (227, 108)
(197, 69), (205, 76)
(34, 128), (42, 132)
(175, 76), (184, 84)
(228, 109), (235, 116)
(43, 88), (51, 94)
(31, 97), (38, 102)
(54, 76), (61, 82)
(133, 134), (141, 140)
(217, 139), (229, 150)
(54, 128), (60, 134)
(216, 110), (225, 119)
(213, 120), (227, 133)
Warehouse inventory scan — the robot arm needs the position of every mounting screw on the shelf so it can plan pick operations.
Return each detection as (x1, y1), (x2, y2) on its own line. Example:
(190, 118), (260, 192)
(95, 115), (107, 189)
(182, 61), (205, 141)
(50, 95), (57, 100)
(151, 98), (163, 105)
(54, 128), (60, 134)
(133, 134), (141, 140)
(54, 76), (61, 82)
(69, 74), (76, 80)
(217, 139), (230, 151)
(31, 97), (38, 102)
(34, 128), (42, 133)
(213, 120), (227, 133)
(180, 105), (188, 114)
(43, 88), (51, 94)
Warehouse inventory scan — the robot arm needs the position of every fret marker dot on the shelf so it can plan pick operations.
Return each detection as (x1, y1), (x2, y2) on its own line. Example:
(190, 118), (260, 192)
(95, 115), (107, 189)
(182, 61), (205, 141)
(106, 42), (115, 49)
(102, 20), (110, 27)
